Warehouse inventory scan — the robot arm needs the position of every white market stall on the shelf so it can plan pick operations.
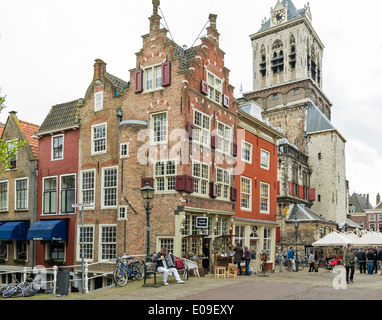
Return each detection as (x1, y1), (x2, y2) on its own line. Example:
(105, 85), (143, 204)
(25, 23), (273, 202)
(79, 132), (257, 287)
(312, 231), (353, 247)
(353, 231), (382, 246)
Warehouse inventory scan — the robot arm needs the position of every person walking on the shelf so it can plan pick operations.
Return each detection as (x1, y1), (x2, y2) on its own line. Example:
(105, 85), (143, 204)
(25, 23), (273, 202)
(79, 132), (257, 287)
(366, 248), (375, 275)
(233, 242), (243, 275)
(357, 248), (367, 274)
(308, 251), (317, 272)
(287, 247), (296, 271)
(343, 243), (356, 284)
(378, 248), (382, 275)
(372, 246), (378, 274)
(244, 246), (251, 275)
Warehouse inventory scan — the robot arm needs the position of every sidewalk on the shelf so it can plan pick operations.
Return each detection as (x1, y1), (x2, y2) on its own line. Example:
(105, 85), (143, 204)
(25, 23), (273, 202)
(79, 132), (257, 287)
(16, 267), (382, 301)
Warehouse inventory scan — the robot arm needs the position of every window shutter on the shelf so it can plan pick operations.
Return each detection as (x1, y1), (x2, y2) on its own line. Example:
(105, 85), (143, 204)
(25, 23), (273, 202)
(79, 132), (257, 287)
(201, 80), (209, 95)
(289, 181), (293, 196)
(222, 94), (230, 108)
(135, 69), (143, 93)
(187, 122), (195, 140)
(230, 186), (237, 201)
(232, 142), (238, 157)
(141, 177), (154, 188)
(299, 185), (304, 198)
(309, 188), (316, 201)
(209, 181), (218, 198)
(211, 134), (218, 149)
(175, 175), (186, 191)
(161, 62), (171, 87)
(185, 176), (194, 193)
(276, 226), (281, 243)
(277, 181), (280, 195)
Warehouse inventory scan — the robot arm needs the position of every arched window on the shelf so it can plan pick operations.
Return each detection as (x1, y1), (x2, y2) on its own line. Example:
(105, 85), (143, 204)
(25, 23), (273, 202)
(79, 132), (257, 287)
(289, 34), (296, 70)
(259, 45), (267, 78)
(271, 40), (284, 75)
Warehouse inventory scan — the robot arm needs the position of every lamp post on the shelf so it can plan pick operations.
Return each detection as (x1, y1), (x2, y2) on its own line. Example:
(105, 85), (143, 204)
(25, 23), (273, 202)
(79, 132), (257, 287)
(293, 218), (300, 272)
(140, 182), (155, 262)
(72, 202), (93, 293)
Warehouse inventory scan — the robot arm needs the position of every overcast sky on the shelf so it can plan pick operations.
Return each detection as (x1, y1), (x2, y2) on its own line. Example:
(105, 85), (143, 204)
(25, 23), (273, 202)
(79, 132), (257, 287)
(0, 0), (381, 206)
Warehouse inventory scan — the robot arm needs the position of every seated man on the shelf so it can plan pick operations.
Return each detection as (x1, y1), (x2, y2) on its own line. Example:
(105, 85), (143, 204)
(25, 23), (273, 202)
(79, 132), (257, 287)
(153, 247), (185, 285)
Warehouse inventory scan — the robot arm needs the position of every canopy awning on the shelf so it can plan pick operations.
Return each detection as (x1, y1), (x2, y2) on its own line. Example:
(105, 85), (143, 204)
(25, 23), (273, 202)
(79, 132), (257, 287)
(27, 220), (67, 241)
(353, 232), (382, 246)
(312, 231), (353, 247)
(0, 221), (28, 241)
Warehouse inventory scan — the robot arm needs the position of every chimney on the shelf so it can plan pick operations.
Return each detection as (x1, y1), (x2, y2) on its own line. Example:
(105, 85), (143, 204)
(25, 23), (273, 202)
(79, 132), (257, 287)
(149, 0), (161, 33)
(377, 193), (381, 205)
(94, 59), (107, 80)
(367, 193), (370, 206)
(207, 14), (219, 44)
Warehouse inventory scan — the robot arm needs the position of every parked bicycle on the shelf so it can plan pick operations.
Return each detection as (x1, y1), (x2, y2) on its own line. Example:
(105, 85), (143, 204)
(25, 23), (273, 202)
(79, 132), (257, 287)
(2, 274), (39, 298)
(2, 274), (20, 298)
(324, 259), (338, 272)
(113, 254), (145, 286)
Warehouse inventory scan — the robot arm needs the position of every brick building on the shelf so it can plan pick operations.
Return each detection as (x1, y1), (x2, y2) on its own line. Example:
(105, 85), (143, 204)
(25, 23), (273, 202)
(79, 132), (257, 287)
(30, 99), (81, 269)
(0, 111), (39, 272)
(234, 100), (284, 272)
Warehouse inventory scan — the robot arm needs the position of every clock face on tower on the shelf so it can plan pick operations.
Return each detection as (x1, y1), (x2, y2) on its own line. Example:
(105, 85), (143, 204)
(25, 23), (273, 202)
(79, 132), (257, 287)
(272, 9), (286, 24)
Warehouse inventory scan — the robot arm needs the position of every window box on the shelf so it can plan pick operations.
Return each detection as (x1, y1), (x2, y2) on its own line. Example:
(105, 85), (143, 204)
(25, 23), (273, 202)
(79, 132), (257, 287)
(14, 259), (26, 265)
(44, 259), (65, 265)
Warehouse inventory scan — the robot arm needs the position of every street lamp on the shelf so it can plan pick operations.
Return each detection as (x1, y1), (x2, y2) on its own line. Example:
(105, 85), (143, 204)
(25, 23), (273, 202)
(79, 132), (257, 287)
(140, 182), (155, 262)
(293, 218), (300, 272)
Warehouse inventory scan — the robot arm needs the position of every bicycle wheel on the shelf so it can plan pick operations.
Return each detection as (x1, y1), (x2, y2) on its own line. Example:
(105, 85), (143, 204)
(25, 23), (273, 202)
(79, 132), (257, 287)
(285, 260), (291, 271)
(113, 266), (128, 287)
(3, 285), (18, 298)
(132, 263), (144, 280)
(22, 283), (38, 297)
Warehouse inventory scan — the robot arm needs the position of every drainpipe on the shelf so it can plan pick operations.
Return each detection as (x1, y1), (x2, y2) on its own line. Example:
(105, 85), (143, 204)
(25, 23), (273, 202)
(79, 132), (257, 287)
(31, 168), (37, 269)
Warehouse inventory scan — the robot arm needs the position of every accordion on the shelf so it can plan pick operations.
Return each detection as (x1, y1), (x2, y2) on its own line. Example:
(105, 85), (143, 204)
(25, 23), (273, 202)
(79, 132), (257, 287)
(162, 253), (176, 269)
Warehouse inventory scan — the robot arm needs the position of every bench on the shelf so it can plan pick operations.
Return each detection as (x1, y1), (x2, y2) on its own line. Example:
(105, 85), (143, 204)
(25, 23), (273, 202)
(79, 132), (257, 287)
(143, 260), (189, 287)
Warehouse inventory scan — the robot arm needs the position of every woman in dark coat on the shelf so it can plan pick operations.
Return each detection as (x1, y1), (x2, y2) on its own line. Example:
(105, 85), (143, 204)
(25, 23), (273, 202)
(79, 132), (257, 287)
(233, 242), (243, 275)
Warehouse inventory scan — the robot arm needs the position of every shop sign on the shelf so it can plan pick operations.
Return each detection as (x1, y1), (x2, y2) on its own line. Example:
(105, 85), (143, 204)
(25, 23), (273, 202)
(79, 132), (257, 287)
(196, 217), (208, 229)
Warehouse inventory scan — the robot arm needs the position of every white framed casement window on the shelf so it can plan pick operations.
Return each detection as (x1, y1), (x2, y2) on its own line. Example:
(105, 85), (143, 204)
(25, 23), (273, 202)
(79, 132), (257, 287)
(260, 182), (270, 213)
(240, 176), (252, 211)
(99, 224), (117, 260)
(51, 134), (64, 161)
(192, 161), (210, 196)
(207, 71), (223, 104)
(60, 174), (76, 214)
(241, 140), (253, 164)
(263, 228), (272, 253)
(216, 121), (232, 154)
(154, 160), (176, 192)
(216, 167), (230, 200)
(94, 91), (103, 112)
(91, 123), (107, 155)
(43, 176), (57, 215)
(80, 170), (95, 209)
(14, 177), (28, 210)
(234, 225), (246, 247)
(0, 180), (9, 211)
(150, 112), (167, 144)
(260, 149), (270, 170)
(120, 142), (130, 158)
(144, 64), (162, 92)
(6, 139), (18, 170)
(118, 206), (128, 220)
(193, 109), (211, 147)
(101, 166), (118, 209)
(77, 225), (94, 262)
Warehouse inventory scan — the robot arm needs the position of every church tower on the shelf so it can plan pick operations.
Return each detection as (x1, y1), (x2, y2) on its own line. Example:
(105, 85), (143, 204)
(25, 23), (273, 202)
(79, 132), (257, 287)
(244, 0), (348, 226)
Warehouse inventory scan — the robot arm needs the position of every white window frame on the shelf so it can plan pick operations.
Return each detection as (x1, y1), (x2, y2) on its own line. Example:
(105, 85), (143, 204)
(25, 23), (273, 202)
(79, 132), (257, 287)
(193, 109), (211, 147)
(80, 169), (96, 210)
(91, 122), (107, 155)
(240, 176), (252, 211)
(59, 173), (76, 214)
(260, 182), (270, 214)
(263, 228), (272, 254)
(192, 160), (210, 197)
(144, 64), (162, 92)
(99, 224), (117, 261)
(260, 149), (270, 170)
(241, 140), (253, 164)
(118, 206), (128, 220)
(369, 214), (376, 223)
(150, 112), (168, 144)
(216, 167), (230, 200)
(51, 134), (64, 161)
(77, 224), (94, 262)
(14, 177), (29, 210)
(101, 166), (118, 209)
(154, 159), (177, 193)
(6, 139), (18, 170)
(207, 70), (223, 104)
(120, 142), (130, 159)
(216, 121), (232, 155)
(0, 180), (9, 211)
(42, 176), (58, 215)
(94, 91), (103, 112)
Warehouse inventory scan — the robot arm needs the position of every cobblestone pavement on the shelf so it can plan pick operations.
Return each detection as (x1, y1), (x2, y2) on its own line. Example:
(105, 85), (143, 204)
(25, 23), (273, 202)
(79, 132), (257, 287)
(11, 267), (382, 301)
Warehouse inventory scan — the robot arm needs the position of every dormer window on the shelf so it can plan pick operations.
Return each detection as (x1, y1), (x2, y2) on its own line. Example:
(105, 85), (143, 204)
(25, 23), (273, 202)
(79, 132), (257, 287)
(94, 91), (103, 112)
(207, 71), (223, 104)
